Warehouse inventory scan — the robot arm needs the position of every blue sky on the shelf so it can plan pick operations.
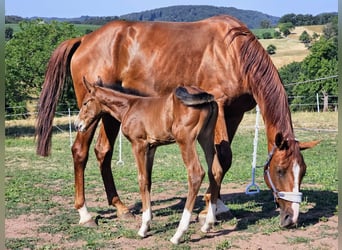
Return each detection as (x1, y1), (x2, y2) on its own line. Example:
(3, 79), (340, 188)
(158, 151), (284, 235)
(5, 0), (337, 18)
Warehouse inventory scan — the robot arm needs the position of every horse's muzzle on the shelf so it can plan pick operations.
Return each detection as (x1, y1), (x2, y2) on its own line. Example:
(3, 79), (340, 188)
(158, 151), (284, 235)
(279, 202), (299, 228)
(280, 211), (295, 228)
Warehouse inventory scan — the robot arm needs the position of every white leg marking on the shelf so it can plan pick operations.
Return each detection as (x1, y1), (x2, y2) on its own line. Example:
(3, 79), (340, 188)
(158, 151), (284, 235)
(78, 203), (92, 224)
(170, 209), (191, 245)
(292, 161), (300, 223)
(138, 208), (152, 237)
(201, 201), (217, 233)
(216, 198), (229, 215)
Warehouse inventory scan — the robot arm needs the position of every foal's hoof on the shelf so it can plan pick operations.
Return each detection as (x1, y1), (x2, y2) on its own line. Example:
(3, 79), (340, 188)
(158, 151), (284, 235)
(197, 210), (208, 225)
(80, 219), (98, 227)
(197, 210), (234, 225)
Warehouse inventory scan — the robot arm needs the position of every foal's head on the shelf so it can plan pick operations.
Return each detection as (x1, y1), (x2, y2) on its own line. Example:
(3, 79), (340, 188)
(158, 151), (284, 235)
(74, 76), (104, 132)
(263, 132), (319, 228)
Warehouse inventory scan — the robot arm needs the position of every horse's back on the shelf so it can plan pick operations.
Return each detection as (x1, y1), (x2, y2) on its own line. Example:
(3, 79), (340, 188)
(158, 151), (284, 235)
(71, 15), (250, 99)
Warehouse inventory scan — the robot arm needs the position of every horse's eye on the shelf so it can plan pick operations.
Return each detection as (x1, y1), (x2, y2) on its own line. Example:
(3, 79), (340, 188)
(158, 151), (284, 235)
(277, 168), (285, 177)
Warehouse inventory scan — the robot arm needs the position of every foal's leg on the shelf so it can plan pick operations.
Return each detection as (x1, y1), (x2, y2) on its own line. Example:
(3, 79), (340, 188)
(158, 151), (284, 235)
(131, 142), (156, 237)
(201, 104), (230, 218)
(170, 142), (205, 244)
(72, 121), (98, 226)
(197, 135), (221, 233)
(94, 115), (131, 218)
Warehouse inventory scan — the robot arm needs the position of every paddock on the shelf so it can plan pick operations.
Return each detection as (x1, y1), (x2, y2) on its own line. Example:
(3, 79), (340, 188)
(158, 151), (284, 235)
(5, 111), (337, 249)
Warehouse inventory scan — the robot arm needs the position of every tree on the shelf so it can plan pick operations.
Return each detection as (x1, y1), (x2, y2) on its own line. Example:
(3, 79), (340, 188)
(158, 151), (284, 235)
(262, 32), (272, 39)
(278, 22), (295, 37)
(278, 61), (302, 93)
(273, 31), (282, 39)
(279, 35), (338, 111)
(5, 27), (13, 40)
(266, 44), (276, 55)
(260, 19), (271, 29)
(299, 30), (312, 46)
(323, 16), (338, 39)
(5, 20), (82, 117)
(287, 39), (337, 110)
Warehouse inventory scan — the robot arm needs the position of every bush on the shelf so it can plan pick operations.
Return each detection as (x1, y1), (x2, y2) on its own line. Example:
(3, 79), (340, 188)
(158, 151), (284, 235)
(266, 44), (276, 55)
(262, 32), (272, 39)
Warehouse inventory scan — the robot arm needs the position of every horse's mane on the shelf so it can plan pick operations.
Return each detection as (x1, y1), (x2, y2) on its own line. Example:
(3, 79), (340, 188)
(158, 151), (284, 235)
(227, 27), (293, 133)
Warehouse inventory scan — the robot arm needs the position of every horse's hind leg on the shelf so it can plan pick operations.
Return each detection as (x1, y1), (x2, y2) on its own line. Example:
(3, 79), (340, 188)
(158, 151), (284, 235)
(72, 121), (99, 226)
(94, 114), (132, 218)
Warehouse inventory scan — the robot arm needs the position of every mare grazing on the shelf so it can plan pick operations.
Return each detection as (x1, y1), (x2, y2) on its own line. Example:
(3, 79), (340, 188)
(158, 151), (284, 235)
(36, 15), (319, 230)
(75, 77), (220, 244)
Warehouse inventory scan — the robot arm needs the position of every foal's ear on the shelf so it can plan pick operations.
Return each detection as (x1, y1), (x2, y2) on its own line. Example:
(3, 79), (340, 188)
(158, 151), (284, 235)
(82, 76), (93, 93)
(275, 132), (288, 150)
(299, 140), (320, 151)
(95, 76), (104, 87)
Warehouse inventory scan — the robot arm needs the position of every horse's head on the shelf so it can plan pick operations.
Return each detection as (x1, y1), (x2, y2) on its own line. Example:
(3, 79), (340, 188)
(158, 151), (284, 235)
(74, 76), (103, 132)
(263, 132), (319, 228)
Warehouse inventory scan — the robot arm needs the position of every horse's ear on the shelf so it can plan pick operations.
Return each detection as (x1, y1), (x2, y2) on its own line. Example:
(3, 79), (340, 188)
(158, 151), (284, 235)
(299, 140), (320, 151)
(82, 76), (93, 93)
(275, 132), (288, 150)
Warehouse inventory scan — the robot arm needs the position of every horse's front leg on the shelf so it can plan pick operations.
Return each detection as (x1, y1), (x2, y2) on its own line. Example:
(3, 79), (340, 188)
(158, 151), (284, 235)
(131, 142), (156, 238)
(94, 115), (132, 218)
(72, 121), (98, 226)
(170, 142), (205, 244)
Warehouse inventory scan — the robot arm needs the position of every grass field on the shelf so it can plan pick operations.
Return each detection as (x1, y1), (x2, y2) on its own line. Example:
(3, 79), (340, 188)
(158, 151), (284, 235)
(5, 112), (337, 249)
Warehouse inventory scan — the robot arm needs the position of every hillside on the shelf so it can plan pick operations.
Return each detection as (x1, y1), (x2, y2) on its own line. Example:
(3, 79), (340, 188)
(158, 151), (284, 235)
(6, 5), (279, 29)
(120, 5), (279, 28)
(259, 25), (324, 69)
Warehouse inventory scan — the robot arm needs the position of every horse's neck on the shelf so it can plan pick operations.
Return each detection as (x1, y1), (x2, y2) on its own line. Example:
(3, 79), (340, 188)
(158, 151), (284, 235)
(98, 89), (133, 122)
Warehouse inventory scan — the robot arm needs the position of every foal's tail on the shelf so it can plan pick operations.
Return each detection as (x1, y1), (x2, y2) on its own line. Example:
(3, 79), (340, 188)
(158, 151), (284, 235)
(175, 86), (215, 105)
(35, 37), (82, 156)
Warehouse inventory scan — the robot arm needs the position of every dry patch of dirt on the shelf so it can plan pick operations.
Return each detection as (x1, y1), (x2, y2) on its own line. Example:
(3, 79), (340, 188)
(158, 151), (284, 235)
(5, 183), (337, 249)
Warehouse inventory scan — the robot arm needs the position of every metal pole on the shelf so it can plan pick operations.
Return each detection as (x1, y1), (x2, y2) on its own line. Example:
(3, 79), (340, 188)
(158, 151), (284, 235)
(245, 105), (260, 195)
(316, 93), (320, 113)
(68, 108), (73, 147)
(116, 126), (124, 166)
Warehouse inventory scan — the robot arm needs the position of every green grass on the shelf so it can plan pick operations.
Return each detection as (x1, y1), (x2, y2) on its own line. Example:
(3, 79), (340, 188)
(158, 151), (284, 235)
(5, 112), (337, 249)
(251, 28), (277, 38)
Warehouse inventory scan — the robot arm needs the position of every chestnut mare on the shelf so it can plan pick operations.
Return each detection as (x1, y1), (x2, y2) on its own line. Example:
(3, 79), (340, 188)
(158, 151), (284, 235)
(75, 77), (220, 243)
(36, 15), (318, 230)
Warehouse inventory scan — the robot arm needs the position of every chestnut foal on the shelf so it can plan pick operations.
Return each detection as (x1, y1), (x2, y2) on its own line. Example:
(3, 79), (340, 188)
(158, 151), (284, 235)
(74, 77), (222, 244)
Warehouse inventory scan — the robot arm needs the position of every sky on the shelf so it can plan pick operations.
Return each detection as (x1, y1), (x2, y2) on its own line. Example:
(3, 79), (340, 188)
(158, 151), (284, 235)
(5, 0), (338, 18)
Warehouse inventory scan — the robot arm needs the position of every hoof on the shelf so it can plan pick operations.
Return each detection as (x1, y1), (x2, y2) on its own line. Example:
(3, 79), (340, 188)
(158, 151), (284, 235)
(118, 210), (135, 220)
(197, 210), (233, 225)
(197, 210), (208, 225)
(170, 237), (180, 245)
(200, 223), (212, 233)
(80, 219), (98, 227)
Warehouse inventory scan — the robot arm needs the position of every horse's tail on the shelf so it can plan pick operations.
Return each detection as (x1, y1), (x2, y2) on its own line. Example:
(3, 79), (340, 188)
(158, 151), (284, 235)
(35, 37), (82, 156)
(175, 86), (214, 106)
